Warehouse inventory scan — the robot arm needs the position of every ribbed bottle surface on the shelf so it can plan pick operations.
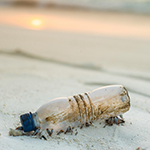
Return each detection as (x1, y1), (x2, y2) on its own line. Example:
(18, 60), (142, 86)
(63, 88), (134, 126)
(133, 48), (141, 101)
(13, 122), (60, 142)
(35, 85), (130, 132)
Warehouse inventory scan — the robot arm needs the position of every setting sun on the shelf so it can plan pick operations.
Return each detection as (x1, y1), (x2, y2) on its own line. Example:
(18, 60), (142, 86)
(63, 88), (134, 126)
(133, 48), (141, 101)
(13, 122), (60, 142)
(31, 19), (42, 26)
(27, 18), (45, 30)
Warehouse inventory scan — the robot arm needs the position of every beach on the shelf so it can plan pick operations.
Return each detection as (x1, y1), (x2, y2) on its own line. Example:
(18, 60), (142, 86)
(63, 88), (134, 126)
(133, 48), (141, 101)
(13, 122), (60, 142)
(0, 6), (150, 150)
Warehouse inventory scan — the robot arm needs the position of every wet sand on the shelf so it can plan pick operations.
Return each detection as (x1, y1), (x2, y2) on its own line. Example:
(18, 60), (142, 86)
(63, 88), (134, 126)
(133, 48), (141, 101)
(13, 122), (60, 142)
(0, 7), (150, 72)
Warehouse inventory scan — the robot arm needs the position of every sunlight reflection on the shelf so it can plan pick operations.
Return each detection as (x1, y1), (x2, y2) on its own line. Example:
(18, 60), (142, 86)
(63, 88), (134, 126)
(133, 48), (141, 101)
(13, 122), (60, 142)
(28, 18), (44, 30)
(31, 19), (42, 27)
(0, 9), (150, 38)
(0, 11), (46, 30)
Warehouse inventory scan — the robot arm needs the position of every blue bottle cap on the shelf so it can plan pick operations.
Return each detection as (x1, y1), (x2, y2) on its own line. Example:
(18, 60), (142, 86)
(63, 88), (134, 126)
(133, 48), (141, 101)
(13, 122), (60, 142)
(20, 112), (36, 132)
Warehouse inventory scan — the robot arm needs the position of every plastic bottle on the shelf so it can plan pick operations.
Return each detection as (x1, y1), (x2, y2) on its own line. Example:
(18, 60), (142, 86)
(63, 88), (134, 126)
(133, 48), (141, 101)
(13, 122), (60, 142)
(20, 85), (130, 134)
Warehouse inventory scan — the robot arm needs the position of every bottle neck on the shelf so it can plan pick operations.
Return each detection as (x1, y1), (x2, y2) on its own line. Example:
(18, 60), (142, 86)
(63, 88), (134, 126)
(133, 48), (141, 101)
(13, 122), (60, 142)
(32, 112), (40, 129)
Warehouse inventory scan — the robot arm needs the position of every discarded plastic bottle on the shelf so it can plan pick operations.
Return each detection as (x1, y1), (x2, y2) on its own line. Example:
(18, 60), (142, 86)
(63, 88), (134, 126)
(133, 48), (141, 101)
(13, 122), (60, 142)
(20, 85), (130, 134)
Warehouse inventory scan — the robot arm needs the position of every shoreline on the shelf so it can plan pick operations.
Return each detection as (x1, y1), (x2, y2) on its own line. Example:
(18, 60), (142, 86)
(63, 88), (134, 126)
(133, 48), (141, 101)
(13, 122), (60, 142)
(0, 6), (150, 73)
(0, 6), (150, 39)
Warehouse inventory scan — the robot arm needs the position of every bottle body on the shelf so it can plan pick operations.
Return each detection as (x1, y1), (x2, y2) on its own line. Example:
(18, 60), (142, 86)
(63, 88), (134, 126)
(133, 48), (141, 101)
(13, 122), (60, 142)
(34, 85), (130, 132)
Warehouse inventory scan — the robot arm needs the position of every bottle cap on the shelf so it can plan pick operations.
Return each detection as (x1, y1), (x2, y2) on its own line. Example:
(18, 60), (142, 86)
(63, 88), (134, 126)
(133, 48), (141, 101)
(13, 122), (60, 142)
(20, 112), (36, 132)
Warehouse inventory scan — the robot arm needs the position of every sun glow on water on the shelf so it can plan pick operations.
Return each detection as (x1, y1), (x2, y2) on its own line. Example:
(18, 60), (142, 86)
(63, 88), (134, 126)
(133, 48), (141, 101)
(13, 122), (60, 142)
(31, 19), (42, 27)
(26, 18), (45, 30)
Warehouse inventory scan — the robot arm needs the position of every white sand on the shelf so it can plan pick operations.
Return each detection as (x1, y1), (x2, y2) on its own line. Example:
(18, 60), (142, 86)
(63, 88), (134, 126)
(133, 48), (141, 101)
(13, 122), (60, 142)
(0, 7), (150, 150)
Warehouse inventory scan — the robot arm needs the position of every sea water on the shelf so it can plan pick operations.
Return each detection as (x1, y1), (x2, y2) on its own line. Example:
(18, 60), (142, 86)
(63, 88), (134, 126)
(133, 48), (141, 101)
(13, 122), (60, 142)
(0, 0), (150, 14)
